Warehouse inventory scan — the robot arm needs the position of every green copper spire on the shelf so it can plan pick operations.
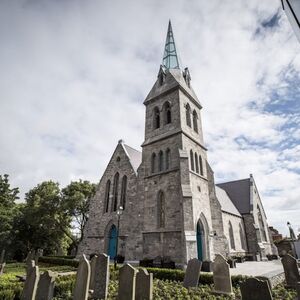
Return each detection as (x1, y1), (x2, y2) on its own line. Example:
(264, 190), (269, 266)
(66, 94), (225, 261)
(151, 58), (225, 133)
(162, 20), (180, 70)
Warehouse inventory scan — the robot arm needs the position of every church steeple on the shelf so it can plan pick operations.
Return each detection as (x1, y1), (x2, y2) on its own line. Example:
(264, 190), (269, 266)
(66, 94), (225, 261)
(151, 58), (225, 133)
(162, 20), (180, 70)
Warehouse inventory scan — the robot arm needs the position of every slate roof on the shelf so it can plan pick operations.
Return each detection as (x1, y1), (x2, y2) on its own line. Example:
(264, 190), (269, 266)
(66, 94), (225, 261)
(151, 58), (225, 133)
(123, 144), (142, 173)
(217, 178), (251, 214)
(215, 186), (241, 217)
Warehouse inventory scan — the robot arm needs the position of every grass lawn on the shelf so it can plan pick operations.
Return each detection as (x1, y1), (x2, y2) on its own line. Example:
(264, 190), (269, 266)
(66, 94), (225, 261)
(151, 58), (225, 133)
(0, 262), (297, 300)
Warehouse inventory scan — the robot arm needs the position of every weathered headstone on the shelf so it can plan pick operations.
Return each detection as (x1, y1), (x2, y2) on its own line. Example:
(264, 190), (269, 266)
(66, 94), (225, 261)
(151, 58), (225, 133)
(90, 253), (110, 300)
(73, 254), (91, 300)
(26, 250), (36, 272)
(118, 264), (137, 300)
(26, 260), (36, 277)
(183, 258), (202, 288)
(240, 277), (273, 300)
(0, 249), (5, 264)
(0, 263), (6, 275)
(35, 249), (43, 265)
(36, 270), (56, 300)
(213, 254), (233, 296)
(296, 282), (300, 300)
(21, 264), (40, 300)
(281, 254), (300, 288)
(136, 268), (153, 300)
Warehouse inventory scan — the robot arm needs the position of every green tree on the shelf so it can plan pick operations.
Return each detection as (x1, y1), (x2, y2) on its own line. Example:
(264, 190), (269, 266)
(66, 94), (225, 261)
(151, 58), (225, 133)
(61, 180), (96, 242)
(22, 181), (72, 255)
(0, 174), (19, 254)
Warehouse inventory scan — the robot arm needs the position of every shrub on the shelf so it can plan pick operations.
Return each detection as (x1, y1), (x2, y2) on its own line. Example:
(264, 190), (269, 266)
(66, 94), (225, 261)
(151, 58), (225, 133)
(38, 257), (79, 268)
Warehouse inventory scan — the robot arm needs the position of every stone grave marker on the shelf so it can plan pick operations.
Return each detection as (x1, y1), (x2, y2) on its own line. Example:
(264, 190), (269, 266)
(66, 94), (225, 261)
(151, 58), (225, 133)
(26, 260), (36, 277)
(212, 254), (233, 296)
(36, 270), (56, 300)
(73, 254), (91, 300)
(0, 249), (5, 264)
(118, 264), (137, 300)
(281, 254), (300, 288)
(21, 263), (40, 300)
(136, 268), (153, 300)
(90, 253), (110, 300)
(0, 263), (5, 275)
(296, 282), (300, 300)
(240, 277), (273, 300)
(183, 258), (202, 288)
(35, 249), (43, 265)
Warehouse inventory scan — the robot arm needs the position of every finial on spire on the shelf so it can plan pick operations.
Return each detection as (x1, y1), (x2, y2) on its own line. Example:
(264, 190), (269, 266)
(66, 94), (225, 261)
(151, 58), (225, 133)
(162, 20), (180, 70)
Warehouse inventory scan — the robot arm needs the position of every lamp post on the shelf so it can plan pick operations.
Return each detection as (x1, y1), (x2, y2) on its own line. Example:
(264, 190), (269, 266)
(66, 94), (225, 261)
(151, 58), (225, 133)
(114, 205), (123, 269)
(287, 221), (298, 259)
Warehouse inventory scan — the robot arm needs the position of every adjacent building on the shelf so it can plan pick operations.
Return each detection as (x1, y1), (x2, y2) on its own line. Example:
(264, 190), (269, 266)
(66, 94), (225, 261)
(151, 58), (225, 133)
(78, 22), (277, 265)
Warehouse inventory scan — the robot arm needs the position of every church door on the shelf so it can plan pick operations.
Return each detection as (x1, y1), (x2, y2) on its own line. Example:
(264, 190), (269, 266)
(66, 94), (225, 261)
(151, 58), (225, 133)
(196, 221), (204, 260)
(108, 225), (117, 259)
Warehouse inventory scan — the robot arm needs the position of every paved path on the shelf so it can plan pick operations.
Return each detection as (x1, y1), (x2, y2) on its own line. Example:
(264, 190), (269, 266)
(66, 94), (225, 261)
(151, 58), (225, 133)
(230, 260), (283, 277)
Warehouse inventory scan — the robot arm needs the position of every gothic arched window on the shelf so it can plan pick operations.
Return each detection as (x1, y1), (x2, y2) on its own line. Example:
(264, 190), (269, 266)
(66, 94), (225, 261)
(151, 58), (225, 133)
(151, 153), (156, 173)
(163, 102), (172, 124)
(158, 191), (165, 228)
(190, 150), (194, 171)
(193, 110), (198, 133)
(120, 175), (127, 210)
(165, 148), (171, 170)
(153, 107), (160, 129)
(104, 180), (111, 213)
(257, 205), (267, 241)
(159, 151), (164, 172)
(195, 152), (199, 173)
(229, 221), (235, 250)
(186, 104), (191, 127)
(112, 173), (119, 212)
(239, 223), (246, 250)
(199, 155), (203, 176)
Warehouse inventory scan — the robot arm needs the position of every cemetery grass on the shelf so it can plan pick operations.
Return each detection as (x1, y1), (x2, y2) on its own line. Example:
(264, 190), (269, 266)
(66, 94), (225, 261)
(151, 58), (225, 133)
(0, 263), (298, 300)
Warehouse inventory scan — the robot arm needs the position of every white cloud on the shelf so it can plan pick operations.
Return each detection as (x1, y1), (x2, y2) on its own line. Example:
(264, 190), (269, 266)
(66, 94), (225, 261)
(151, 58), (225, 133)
(0, 0), (300, 236)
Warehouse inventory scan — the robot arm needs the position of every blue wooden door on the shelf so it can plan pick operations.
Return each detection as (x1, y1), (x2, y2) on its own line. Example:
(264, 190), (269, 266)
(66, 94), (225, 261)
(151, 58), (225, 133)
(108, 225), (117, 259)
(197, 223), (203, 260)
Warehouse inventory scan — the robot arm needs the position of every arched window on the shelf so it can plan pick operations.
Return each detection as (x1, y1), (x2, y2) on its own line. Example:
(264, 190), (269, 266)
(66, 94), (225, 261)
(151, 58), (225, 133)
(239, 223), (246, 250)
(159, 151), (164, 172)
(195, 152), (199, 173)
(104, 180), (111, 213)
(257, 205), (267, 241)
(120, 175), (127, 210)
(163, 102), (172, 124)
(165, 148), (171, 170)
(193, 110), (198, 133)
(199, 155), (203, 176)
(157, 191), (165, 228)
(229, 221), (235, 250)
(190, 150), (194, 171)
(153, 107), (160, 129)
(186, 104), (191, 127)
(151, 153), (156, 173)
(112, 173), (119, 212)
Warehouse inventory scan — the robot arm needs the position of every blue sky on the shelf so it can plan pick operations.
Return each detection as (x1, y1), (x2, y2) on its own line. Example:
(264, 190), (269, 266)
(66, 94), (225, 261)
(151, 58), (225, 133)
(0, 0), (300, 236)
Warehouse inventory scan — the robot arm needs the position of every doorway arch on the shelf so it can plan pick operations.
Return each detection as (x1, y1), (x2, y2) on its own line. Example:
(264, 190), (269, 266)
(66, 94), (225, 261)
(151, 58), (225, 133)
(108, 224), (117, 259)
(196, 214), (209, 261)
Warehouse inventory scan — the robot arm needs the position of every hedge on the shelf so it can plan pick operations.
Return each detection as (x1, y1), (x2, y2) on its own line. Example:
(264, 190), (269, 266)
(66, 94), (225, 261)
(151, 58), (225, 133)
(38, 256), (79, 268)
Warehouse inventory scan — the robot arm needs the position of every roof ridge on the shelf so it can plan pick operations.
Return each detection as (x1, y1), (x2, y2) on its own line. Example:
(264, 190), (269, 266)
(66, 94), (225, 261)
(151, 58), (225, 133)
(217, 178), (250, 185)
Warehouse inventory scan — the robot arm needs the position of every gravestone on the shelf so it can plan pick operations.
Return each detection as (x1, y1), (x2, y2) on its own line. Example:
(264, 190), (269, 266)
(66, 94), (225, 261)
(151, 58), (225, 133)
(35, 249), (43, 265)
(183, 258), (202, 288)
(296, 282), (300, 300)
(90, 253), (110, 300)
(26, 260), (36, 277)
(21, 264), (40, 300)
(73, 254), (91, 300)
(213, 254), (233, 296)
(240, 277), (273, 300)
(26, 250), (36, 273)
(0, 249), (5, 264)
(136, 268), (153, 300)
(118, 264), (137, 300)
(36, 270), (56, 300)
(281, 254), (300, 288)
(0, 263), (5, 275)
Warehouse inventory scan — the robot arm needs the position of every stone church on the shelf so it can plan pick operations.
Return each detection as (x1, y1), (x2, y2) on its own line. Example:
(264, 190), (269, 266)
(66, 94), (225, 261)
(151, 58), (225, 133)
(78, 22), (276, 265)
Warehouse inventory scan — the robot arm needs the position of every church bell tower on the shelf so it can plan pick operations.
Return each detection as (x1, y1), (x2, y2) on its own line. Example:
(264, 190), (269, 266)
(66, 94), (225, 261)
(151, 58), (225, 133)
(139, 21), (214, 264)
